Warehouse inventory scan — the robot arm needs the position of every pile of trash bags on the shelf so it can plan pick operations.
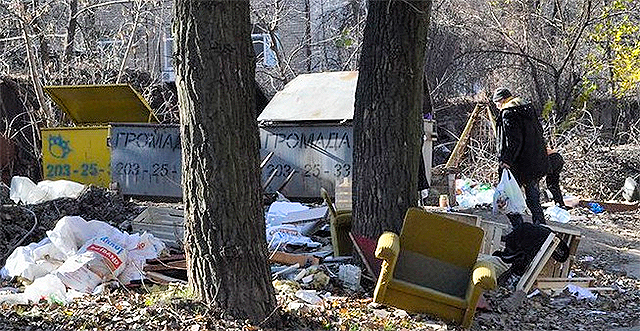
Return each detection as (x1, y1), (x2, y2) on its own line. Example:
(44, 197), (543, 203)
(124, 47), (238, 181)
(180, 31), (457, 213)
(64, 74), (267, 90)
(1, 216), (166, 305)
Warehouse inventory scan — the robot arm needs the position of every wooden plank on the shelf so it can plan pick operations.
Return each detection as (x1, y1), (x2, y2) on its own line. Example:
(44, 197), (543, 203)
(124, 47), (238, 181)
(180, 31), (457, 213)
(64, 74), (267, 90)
(144, 260), (187, 272)
(538, 225), (582, 278)
(145, 271), (187, 285)
(535, 277), (595, 289)
(445, 103), (484, 169)
(485, 224), (503, 254)
(269, 251), (319, 266)
(517, 234), (559, 293)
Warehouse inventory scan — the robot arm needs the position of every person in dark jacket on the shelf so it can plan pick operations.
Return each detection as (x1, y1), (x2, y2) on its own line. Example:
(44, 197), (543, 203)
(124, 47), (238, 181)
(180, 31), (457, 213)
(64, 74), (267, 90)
(546, 146), (567, 208)
(493, 88), (549, 226)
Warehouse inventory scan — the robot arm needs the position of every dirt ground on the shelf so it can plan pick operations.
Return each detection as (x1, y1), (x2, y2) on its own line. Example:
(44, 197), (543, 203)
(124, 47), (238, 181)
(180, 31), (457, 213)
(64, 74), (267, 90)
(2, 184), (640, 330)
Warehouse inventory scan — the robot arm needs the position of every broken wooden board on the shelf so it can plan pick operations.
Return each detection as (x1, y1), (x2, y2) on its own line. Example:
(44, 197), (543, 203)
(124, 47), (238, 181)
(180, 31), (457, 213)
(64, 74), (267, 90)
(269, 251), (319, 266)
(145, 271), (187, 285)
(517, 234), (560, 293)
(540, 222), (582, 278)
(535, 277), (595, 289)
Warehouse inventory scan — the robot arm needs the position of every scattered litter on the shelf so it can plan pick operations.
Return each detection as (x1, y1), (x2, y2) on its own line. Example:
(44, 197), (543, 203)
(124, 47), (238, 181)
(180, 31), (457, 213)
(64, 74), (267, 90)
(565, 284), (597, 300)
(295, 289), (323, 305)
(527, 289), (541, 298)
(545, 205), (571, 223)
(455, 178), (494, 209)
(392, 309), (409, 319)
(301, 274), (314, 284)
(9, 176), (85, 205)
(265, 201), (309, 226)
(338, 264), (361, 291)
(266, 225), (321, 250)
(372, 308), (391, 319)
(0, 215), (166, 304)
(563, 195), (580, 208)
(587, 202), (604, 214)
(281, 206), (328, 235)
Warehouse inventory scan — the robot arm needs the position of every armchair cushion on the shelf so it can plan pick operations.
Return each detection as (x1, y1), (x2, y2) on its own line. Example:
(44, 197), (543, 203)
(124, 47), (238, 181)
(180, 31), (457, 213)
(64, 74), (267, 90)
(394, 250), (470, 299)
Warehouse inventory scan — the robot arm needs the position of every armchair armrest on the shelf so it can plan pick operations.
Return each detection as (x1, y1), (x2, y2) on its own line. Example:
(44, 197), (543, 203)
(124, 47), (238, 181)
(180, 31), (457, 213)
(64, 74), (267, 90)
(471, 260), (497, 290)
(373, 231), (400, 303)
(461, 260), (497, 328)
(375, 231), (400, 262)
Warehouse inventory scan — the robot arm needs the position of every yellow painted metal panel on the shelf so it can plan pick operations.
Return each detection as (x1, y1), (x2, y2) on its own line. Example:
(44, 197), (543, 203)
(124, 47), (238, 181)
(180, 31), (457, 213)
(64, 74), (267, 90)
(43, 84), (156, 124)
(41, 127), (111, 187)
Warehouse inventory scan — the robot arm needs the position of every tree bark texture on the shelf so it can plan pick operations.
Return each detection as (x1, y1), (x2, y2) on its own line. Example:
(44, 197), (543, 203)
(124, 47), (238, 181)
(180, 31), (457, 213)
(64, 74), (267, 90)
(173, 0), (277, 323)
(65, 0), (78, 62)
(353, 0), (431, 239)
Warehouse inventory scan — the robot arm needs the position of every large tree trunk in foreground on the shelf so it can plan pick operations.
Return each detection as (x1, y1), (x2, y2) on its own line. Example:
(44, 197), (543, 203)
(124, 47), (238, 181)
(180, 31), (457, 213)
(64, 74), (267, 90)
(173, 0), (277, 323)
(353, 0), (432, 239)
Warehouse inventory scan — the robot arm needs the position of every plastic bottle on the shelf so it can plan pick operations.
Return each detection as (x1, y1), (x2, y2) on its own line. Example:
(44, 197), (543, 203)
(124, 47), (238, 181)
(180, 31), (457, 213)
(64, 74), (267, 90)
(545, 205), (571, 223)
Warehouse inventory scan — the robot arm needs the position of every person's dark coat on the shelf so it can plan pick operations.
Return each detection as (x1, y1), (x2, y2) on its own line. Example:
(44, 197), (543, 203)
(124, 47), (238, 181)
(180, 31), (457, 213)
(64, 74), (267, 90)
(496, 98), (549, 183)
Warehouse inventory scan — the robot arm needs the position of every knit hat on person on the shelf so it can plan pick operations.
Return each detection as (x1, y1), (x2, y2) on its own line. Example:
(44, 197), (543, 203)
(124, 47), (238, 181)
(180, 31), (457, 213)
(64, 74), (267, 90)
(492, 88), (512, 102)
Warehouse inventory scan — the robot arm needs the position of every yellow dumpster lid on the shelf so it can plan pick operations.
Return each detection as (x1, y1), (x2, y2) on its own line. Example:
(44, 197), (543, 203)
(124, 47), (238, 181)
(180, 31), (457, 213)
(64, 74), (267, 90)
(44, 84), (156, 124)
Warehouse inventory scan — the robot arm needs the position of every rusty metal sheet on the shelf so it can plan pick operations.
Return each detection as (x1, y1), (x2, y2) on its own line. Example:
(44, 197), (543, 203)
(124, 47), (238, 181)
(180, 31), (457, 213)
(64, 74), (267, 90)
(259, 124), (353, 199)
(109, 123), (181, 197)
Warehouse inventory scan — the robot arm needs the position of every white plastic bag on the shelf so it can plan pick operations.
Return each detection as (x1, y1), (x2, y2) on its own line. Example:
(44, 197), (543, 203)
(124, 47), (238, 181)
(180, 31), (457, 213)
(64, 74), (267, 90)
(9, 176), (85, 205)
(492, 169), (527, 215)
(55, 235), (128, 293)
(1, 238), (66, 281)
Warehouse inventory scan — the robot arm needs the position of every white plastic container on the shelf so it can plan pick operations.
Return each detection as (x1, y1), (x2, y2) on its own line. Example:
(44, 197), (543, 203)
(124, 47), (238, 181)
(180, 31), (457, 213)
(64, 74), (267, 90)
(563, 195), (580, 208)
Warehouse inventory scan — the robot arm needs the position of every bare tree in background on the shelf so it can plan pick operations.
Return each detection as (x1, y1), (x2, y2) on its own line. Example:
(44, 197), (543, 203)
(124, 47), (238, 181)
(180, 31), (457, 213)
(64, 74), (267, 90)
(251, 0), (366, 94)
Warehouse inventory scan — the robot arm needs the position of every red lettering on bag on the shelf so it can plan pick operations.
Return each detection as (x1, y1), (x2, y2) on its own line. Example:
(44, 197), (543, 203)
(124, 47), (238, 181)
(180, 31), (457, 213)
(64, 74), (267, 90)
(87, 243), (123, 270)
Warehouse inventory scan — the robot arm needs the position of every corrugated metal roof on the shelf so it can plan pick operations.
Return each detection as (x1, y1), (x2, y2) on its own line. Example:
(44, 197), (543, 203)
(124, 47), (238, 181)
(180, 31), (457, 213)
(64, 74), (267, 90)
(258, 71), (357, 122)
(44, 84), (156, 124)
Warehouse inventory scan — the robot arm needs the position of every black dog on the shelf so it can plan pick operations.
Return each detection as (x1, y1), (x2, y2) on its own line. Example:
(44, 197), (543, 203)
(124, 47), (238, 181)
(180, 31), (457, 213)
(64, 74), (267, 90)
(492, 222), (570, 286)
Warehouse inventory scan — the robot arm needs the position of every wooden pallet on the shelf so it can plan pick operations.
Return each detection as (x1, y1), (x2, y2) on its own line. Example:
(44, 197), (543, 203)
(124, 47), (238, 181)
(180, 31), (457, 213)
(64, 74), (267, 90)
(539, 222), (582, 278)
(517, 233), (560, 293)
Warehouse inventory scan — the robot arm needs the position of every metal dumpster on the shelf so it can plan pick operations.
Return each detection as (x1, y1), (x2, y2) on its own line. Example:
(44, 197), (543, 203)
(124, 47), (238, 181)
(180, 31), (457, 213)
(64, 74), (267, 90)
(258, 71), (436, 200)
(109, 123), (181, 197)
(42, 84), (155, 187)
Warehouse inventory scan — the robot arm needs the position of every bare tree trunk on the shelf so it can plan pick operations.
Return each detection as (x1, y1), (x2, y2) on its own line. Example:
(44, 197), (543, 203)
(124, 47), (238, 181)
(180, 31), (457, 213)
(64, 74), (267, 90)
(65, 0), (78, 62)
(352, 0), (431, 238)
(117, 3), (142, 84)
(173, 0), (278, 324)
(22, 23), (52, 126)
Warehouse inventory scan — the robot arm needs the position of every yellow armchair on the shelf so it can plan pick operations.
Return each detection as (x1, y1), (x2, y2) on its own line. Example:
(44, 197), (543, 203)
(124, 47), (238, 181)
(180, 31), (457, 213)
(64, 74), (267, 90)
(373, 208), (497, 328)
(321, 188), (353, 256)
